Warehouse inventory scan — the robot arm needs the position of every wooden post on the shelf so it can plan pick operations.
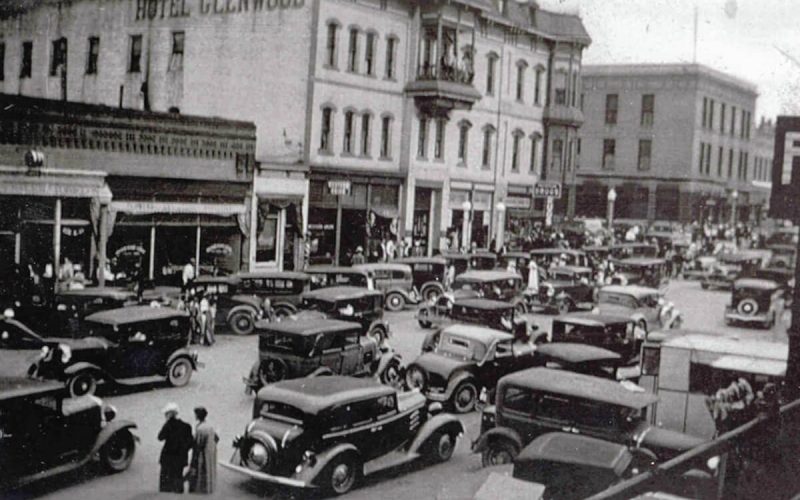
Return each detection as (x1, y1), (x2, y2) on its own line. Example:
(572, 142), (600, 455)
(195, 220), (201, 276)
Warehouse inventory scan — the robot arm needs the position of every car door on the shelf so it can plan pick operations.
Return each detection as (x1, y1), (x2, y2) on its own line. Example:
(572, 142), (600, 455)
(314, 333), (343, 373)
(112, 322), (163, 378)
(485, 339), (516, 387)
(339, 330), (363, 375)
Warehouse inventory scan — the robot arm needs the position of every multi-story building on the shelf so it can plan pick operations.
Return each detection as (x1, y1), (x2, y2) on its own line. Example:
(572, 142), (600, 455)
(578, 63), (770, 224)
(0, 0), (589, 267)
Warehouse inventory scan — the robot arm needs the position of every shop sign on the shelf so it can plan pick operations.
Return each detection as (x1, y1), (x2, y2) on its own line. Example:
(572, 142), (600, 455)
(449, 190), (470, 206)
(309, 223), (334, 230)
(505, 196), (531, 209)
(327, 180), (351, 196)
(534, 181), (561, 199)
(206, 243), (233, 256)
(472, 192), (493, 211)
(110, 200), (246, 215)
(134, 0), (304, 22)
(115, 244), (146, 257)
(62, 227), (86, 237)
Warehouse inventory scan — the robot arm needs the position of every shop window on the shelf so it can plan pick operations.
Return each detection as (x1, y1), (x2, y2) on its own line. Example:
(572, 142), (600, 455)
(320, 107), (334, 153)
(637, 139), (651, 171)
(457, 120), (471, 165)
(347, 27), (359, 72)
(364, 31), (376, 76)
(511, 130), (523, 172)
(343, 110), (355, 154)
(0, 42), (4, 80)
(129, 35), (142, 73)
(434, 118), (445, 160)
(641, 94), (654, 126)
(481, 125), (495, 169)
(169, 31), (184, 71)
(605, 93), (618, 124)
(385, 36), (397, 79)
(360, 113), (371, 157)
(20, 41), (32, 78)
(86, 36), (99, 75)
(601, 139), (614, 170)
(417, 117), (428, 159)
(325, 21), (339, 68)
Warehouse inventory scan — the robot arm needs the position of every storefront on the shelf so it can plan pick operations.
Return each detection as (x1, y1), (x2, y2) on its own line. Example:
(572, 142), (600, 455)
(446, 182), (494, 251)
(504, 184), (535, 246)
(411, 184), (442, 257)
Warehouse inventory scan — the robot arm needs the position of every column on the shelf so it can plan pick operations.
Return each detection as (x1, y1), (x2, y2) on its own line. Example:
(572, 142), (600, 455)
(427, 190), (436, 256)
(401, 177), (416, 242)
(334, 196), (343, 265)
(195, 223), (202, 275)
(98, 205), (108, 287)
(53, 198), (62, 289)
(149, 225), (156, 280)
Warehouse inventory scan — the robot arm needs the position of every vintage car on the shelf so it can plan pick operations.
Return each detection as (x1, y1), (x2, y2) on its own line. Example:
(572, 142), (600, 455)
(243, 319), (403, 393)
(498, 251), (531, 278)
(682, 255), (718, 280)
(0, 378), (137, 490)
(393, 256), (448, 302)
(530, 248), (590, 269)
(595, 285), (682, 334)
(221, 376), (465, 495)
(609, 242), (660, 259)
(724, 278), (784, 329)
(533, 343), (624, 380)
(296, 286), (390, 343)
(441, 253), (471, 275)
(551, 312), (641, 364)
(187, 276), (266, 336)
(766, 243), (797, 269)
(234, 271), (310, 315)
(472, 368), (705, 467)
(469, 251), (498, 270)
(752, 266), (795, 305)
(304, 266), (374, 291)
(534, 265), (595, 315)
(701, 250), (772, 290)
(353, 263), (420, 311)
(0, 308), (48, 350)
(47, 287), (139, 337)
(450, 270), (528, 311)
(610, 257), (670, 290)
(30, 306), (200, 397)
(405, 324), (538, 413)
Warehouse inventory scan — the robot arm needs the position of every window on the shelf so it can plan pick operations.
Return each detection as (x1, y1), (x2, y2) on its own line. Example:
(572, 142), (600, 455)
(511, 131), (522, 172)
(417, 118), (428, 158)
(482, 125), (495, 169)
(320, 107), (333, 152)
(434, 118), (445, 160)
(325, 22), (339, 68)
(638, 139), (652, 170)
(486, 54), (497, 95)
(343, 110), (355, 154)
(718, 146), (724, 176)
(698, 142), (705, 173)
(515, 61), (526, 101)
(385, 36), (396, 79)
(457, 121), (470, 165)
(85, 36), (99, 75)
(728, 148), (734, 178)
(169, 31), (184, 71)
(641, 94), (654, 126)
(0, 43), (5, 81)
(705, 143), (711, 174)
(708, 99), (715, 130)
(360, 113), (371, 156)
(602, 139), (615, 169)
(552, 138), (563, 171)
(534, 67), (543, 105)
(502, 387), (537, 414)
(50, 37), (67, 76)
(20, 41), (32, 78)
(129, 35), (142, 73)
(743, 152), (749, 179)
(701, 97), (708, 128)
(730, 106), (736, 136)
(529, 134), (540, 173)
(364, 32), (375, 76)
(347, 27), (359, 72)
(605, 94), (618, 124)
(380, 115), (392, 158)
(571, 72), (578, 106)
(720, 103), (726, 133)
(741, 111), (748, 139)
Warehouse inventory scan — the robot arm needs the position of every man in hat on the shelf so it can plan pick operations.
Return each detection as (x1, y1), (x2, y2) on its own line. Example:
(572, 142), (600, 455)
(351, 246), (366, 265)
(157, 402), (193, 493)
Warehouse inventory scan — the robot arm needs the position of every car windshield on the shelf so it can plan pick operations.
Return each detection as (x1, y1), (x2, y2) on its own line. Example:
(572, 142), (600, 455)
(259, 401), (305, 426)
(260, 332), (311, 355)
(598, 292), (638, 308)
(301, 298), (338, 313)
(311, 273), (368, 288)
(435, 333), (488, 361)
(553, 322), (604, 341)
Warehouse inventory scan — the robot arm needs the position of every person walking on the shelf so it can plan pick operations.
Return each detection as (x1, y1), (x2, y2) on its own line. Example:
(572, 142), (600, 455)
(157, 402), (193, 493)
(188, 407), (219, 494)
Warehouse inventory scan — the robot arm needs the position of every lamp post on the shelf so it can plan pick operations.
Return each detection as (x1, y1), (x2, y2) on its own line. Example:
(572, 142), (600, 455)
(730, 189), (739, 226)
(495, 201), (506, 250)
(461, 200), (472, 251)
(606, 187), (617, 232)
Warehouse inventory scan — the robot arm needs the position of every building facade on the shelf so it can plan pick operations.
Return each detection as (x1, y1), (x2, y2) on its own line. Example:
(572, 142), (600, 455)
(0, 0), (589, 266)
(577, 64), (771, 224)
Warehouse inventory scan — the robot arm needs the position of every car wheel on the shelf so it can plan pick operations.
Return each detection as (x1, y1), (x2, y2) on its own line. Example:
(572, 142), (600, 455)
(367, 326), (387, 345)
(229, 310), (256, 336)
(326, 454), (360, 496)
(557, 299), (572, 315)
(379, 358), (403, 388)
(166, 357), (193, 387)
(481, 440), (519, 467)
(637, 319), (648, 334)
(417, 308), (433, 329)
(422, 286), (442, 303)
(385, 292), (405, 312)
(737, 298), (759, 316)
(101, 429), (136, 473)
(273, 306), (294, 320)
(405, 365), (426, 391)
(427, 431), (456, 463)
(514, 301), (527, 316)
(68, 372), (97, 397)
(451, 380), (478, 413)
(259, 359), (287, 386)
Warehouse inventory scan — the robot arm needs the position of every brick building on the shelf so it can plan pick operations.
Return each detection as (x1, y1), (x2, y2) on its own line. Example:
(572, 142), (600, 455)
(577, 63), (771, 224)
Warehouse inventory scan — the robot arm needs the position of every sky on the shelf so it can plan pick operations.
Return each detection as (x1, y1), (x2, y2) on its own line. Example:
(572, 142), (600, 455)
(537, 0), (800, 121)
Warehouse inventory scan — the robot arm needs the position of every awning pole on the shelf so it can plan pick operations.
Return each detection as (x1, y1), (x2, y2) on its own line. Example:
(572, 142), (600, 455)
(149, 225), (156, 280)
(53, 198), (62, 292)
(195, 220), (201, 276)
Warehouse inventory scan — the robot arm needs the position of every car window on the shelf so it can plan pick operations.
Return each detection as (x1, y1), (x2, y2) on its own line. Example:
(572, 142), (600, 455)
(328, 400), (374, 431)
(342, 332), (360, 347)
(260, 401), (305, 426)
(535, 394), (572, 422)
(436, 333), (487, 361)
(598, 292), (638, 309)
(317, 333), (341, 352)
(572, 399), (619, 429)
(374, 395), (397, 419)
(416, 264), (432, 272)
(503, 386), (537, 414)
(392, 270), (407, 280)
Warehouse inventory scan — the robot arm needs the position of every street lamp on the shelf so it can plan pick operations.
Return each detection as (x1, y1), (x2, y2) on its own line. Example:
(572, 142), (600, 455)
(607, 187), (617, 232)
(461, 200), (472, 250)
(495, 202), (506, 250)
(731, 189), (739, 226)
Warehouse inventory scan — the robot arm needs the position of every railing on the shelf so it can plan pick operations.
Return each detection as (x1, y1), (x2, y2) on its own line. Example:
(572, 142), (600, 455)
(416, 62), (475, 85)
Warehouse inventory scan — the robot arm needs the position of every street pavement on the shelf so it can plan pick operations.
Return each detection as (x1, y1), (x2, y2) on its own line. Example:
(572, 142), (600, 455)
(2, 278), (790, 500)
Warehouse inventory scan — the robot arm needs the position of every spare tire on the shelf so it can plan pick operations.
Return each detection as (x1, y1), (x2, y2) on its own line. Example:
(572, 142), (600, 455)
(737, 298), (759, 316)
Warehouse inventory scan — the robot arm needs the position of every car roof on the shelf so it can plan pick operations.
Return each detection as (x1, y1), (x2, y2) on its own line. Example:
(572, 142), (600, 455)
(500, 368), (658, 408)
(441, 253), (469, 260)
(257, 318), (362, 336)
(393, 256), (447, 265)
(613, 257), (665, 265)
(517, 432), (631, 474)
(536, 343), (621, 364)
(501, 251), (530, 258)
(353, 263), (412, 272)
(456, 270), (521, 281)
(305, 266), (370, 275)
(733, 278), (780, 290)
(0, 377), (66, 402)
(554, 311), (633, 327)
(531, 248), (585, 255)
(57, 287), (135, 300)
(470, 251), (497, 258)
(192, 276), (238, 285)
(660, 331), (787, 361)
(453, 298), (514, 311)
(302, 286), (383, 301)
(549, 265), (592, 274)
(257, 376), (395, 416)
(599, 285), (660, 297)
(441, 324), (514, 344)
(235, 271), (310, 281)
(85, 305), (189, 325)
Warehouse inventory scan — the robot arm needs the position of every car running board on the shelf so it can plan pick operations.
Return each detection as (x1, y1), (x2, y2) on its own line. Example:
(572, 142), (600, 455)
(362, 447), (420, 476)
(6, 449), (95, 490)
(113, 375), (167, 386)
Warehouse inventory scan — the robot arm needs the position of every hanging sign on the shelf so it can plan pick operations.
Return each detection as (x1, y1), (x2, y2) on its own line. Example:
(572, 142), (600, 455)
(327, 180), (351, 196)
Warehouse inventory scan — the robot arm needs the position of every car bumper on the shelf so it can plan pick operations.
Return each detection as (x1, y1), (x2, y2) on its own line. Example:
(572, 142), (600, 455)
(219, 461), (313, 489)
(724, 308), (769, 323)
(425, 389), (448, 402)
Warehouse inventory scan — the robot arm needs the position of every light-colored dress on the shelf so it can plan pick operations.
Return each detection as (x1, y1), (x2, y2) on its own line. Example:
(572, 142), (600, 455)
(189, 421), (218, 494)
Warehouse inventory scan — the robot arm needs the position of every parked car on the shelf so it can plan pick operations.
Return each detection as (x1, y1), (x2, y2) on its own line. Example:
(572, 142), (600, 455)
(441, 253), (471, 275)
(0, 377), (137, 489)
(472, 368), (705, 467)
(551, 312), (641, 364)
(451, 270), (528, 312)
(234, 271), (310, 315)
(405, 324), (538, 413)
(469, 251), (498, 270)
(305, 266), (373, 291)
(297, 286), (390, 343)
(594, 285), (682, 334)
(610, 257), (670, 290)
(609, 243), (659, 259)
(534, 266), (595, 315)
(30, 306), (200, 397)
(188, 276), (265, 336)
(724, 278), (784, 329)
(50, 287), (138, 337)
(530, 248), (590, 269)
(498, 251), (531, 279)
(533, 343), (624, 380)
(701, 250), (772, 290)
(221, 376), (465, 496)
(0, 309), (48, 350)
(393, 256), (448, 302)
(354, 263), (420, 311)
(766, 243), (797, 269)
(243, 318), (403, 393)
(682, 255), (718, 280)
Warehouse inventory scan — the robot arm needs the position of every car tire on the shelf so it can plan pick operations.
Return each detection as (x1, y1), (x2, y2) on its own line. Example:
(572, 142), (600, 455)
(166, 357), (193, 387)
(273, 306), (294, 320)
(481, 440), (519, 467)
(451, 380), (478, 413)
(427, 431), (456, 463)
(379, 358), (403, 388)
(325, 454), (360, 496)
(422, 286), (442, 303)
(229, 309), (256, 336)
(385, 292), (405, 312)
(737, 298), (759, 316)
(68, 372), (97, 397)
(367, 325), (387, 345)
(405, 365), (426, 391)
(417, 308), (433, 329)
(259, 359), (287, 386)
(101, 429), (136, 473)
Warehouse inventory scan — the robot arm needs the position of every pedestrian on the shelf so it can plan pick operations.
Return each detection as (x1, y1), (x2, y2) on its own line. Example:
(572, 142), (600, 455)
(202, 294), (216, 346)
(157, 402), (193, 494)
(188, 406), (219, 494)
(351, 246), (366, 265)
(527, 260), (539, 293)
(182, 258), (196, 291)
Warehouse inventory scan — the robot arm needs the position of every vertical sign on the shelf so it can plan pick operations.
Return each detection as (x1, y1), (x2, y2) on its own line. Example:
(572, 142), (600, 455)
(545, 197), (554, 227)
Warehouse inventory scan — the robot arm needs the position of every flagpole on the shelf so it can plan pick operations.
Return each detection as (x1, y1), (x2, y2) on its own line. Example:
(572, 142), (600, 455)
(692, 3), (698, 64)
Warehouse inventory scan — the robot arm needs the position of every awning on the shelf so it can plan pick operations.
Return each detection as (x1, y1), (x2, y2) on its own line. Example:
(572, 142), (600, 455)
(110, 200), (247, 215)
(0, 166), (112, 202)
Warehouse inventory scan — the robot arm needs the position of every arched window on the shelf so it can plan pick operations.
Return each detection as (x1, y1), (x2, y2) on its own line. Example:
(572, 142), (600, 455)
(325, 21), (340, 68)
(319, 105), (335, 153)
(417, 116), (429, 159)
(360, 111), (372, 156)
(380, 113), (394, 159)
(486, 52), (499, 95)
(534, 64), (545, 105)
(511, 129), (524, 172)
(529, 131), (542, 173)
(515, 60), (528, 102)
(457, 120), (472, 165)
(385, 35), (398, 79)
(343, 109), (356, 154)
(364, 30), (377, 76)
(481, 125), (496, 169)
(347, 26), (360, 72)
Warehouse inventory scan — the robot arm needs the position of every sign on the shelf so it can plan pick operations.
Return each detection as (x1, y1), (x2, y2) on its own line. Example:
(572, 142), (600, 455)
(110, 200), (246, 215)
(545, 197), (554, 227)
(327, 180), (351, 196)
(504, 196), (531, 209)
(472, 192), (493, 211)
(134, 0), (304, 21)
(534, 181), (562, 199)
(770, 116), (800, 221)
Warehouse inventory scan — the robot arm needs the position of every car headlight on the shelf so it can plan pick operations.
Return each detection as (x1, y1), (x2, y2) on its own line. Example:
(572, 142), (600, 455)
(39, 345), (50, 359)
(546, 286), (555, 297)
(707, 455), (720, 470)
(244, 442), (271, 471)
(3, 308), (14, 319)
(59, 344), (72, 363)
(57, 304), (67, 311)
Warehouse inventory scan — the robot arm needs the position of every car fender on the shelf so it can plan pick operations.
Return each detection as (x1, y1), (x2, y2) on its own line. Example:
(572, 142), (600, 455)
(63, 361), (107, 379)
(226, 304), (259, 323)
(89, 419), (138, 456)
(369, 320), (391, 339)
(308, 366), (335, 377)
(471, 426), (523, 454)
(293, 443), (362, 486)
(271, 302), (298, 315)
(442, 370), (477, 401)
(407, 413), (465, 455)
(230, 294), (263, 310)
(374, 352), (403, 378)
(167, 348), (200, 370)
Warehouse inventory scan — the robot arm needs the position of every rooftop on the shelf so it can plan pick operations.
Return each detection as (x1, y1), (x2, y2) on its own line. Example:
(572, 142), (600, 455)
(582, 63), (758, 95)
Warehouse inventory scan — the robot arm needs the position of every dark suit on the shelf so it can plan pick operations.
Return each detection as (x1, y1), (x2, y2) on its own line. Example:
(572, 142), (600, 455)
(158, 417), (193, 493)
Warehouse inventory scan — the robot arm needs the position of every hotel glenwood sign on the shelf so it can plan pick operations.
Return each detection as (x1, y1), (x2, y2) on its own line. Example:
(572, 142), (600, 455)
(134, 0), (304, 21)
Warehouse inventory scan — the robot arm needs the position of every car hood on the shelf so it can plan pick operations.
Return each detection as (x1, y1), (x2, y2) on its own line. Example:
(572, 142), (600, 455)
(634, 423), (704, 455)
(412, 352), (475, 381)
(596, 303), (635, 317)
(46, 336), (114, 351)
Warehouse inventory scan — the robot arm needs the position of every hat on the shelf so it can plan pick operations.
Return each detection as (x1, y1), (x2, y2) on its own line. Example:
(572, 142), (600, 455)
(162, 402), (179, 414)
(356, 246), (364, 253)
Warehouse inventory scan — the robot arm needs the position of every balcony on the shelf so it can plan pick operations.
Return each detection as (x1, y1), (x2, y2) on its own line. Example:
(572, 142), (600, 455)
(405, 62), (482, 117)
(543, 103), (584, 127)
